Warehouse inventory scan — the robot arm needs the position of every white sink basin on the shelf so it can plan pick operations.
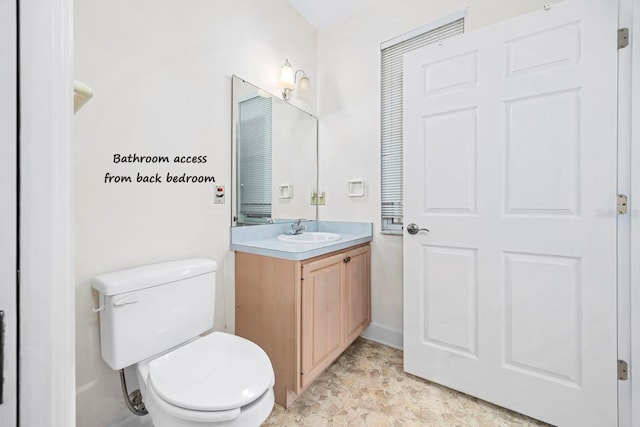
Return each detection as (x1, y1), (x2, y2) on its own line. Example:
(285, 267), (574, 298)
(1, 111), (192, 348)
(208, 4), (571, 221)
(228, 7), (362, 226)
(277, 232), (341, 244)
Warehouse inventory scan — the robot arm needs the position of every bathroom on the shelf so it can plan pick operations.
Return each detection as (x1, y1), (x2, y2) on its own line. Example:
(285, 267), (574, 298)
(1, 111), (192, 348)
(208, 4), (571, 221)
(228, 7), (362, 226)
(2, 0), (640, 425)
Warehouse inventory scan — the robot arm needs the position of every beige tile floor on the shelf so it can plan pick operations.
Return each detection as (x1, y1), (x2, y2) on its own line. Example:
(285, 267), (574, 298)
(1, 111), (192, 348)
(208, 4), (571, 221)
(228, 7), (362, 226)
(264, 338), (552, 427)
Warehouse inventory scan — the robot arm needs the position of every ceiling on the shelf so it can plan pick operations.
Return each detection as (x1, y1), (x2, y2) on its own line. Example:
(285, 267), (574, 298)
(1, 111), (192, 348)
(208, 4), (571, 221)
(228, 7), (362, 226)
(287, 0), (370, 30)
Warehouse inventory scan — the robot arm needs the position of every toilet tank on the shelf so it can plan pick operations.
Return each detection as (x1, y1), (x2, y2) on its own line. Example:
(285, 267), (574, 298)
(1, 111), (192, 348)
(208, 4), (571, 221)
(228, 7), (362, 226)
(93, 259), (217, 370)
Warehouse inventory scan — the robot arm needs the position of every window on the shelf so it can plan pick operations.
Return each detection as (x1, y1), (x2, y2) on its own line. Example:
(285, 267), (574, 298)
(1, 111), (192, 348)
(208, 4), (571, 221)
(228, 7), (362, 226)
(380, 14), (465, 233)
(237, 95), (272, 225)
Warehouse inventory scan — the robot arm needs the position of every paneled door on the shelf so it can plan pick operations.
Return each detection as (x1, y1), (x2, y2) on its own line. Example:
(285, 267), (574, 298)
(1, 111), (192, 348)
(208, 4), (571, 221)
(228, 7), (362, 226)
(0, 0), (18, 424)
(343, 245), (371, 344)
(403, 1), (619, 426)
(301, 252), (344, 388)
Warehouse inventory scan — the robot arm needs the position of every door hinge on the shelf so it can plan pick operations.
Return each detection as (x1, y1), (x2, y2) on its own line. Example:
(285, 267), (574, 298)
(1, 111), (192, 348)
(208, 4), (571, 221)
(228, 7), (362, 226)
(619, 28), (629, 49)
(618, 360), (629, 380)
(618, 194), (628, 215)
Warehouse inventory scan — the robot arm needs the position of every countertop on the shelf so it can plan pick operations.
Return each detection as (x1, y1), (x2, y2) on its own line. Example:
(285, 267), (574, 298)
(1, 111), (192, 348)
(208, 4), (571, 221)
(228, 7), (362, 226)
(230, 221), (373, 261)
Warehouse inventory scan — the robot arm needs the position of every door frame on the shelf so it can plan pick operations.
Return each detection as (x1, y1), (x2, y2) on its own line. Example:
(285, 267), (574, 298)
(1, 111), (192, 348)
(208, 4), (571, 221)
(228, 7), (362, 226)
(0, 0), (18, 424)
(18, 0), (75, 425)
(618, 1), (633, 426)
(628, 1), (640, 426)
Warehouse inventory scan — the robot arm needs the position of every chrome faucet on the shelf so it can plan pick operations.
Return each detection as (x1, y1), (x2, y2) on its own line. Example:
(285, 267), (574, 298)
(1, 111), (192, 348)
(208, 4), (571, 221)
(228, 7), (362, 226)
(286, 219), (306, 235)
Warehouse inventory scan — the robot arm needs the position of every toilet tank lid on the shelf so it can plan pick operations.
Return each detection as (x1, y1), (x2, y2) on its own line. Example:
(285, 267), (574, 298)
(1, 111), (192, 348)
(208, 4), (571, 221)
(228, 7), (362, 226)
(92, 258), (217, 296)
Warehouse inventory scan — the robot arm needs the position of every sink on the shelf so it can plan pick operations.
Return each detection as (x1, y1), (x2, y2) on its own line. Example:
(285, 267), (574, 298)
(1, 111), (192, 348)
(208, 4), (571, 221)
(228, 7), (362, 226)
(277, 232), (341, 244)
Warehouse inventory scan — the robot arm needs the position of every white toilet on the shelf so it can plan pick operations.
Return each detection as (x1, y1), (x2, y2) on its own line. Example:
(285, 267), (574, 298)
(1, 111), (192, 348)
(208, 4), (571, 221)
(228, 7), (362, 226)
(93, 259), (275, 427)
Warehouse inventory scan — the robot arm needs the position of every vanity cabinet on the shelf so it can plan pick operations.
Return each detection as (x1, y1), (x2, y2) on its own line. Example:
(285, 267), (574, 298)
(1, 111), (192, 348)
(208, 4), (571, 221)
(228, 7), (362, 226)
(235, 243), (370, 408)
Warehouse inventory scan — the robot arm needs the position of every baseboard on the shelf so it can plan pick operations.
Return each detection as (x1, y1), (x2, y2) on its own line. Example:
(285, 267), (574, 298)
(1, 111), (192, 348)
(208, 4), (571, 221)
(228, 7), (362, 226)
(360, 322), (403, 350)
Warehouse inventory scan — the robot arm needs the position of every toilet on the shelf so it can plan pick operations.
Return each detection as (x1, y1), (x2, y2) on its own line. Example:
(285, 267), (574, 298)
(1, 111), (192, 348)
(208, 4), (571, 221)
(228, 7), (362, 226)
(93, 259), (275, 427)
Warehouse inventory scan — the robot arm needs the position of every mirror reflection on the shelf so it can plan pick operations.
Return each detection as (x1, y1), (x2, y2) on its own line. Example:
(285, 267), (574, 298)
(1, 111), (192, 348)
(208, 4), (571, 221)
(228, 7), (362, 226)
(232, 75), (318, 226)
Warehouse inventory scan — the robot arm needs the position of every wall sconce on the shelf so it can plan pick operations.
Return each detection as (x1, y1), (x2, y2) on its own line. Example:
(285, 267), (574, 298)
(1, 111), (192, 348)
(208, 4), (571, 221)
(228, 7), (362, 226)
(279, 58), (310, 101)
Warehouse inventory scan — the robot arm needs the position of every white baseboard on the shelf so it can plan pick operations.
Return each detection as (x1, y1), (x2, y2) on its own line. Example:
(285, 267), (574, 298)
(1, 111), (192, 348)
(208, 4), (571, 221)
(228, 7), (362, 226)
(360, 322), (403, 350)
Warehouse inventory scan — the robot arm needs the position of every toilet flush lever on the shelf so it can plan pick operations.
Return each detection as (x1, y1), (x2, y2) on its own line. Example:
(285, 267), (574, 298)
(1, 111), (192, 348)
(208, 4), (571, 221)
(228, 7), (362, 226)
(113, 295), (139, 307)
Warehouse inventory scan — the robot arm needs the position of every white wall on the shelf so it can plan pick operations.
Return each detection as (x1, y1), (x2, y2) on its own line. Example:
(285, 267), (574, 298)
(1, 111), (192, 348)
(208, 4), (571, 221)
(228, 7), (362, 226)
(316, 0), (562, 347)
(73, 1), (316, 425)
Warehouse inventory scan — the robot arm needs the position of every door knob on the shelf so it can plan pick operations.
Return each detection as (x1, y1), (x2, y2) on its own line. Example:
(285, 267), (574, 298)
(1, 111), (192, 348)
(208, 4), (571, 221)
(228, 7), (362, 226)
(406, 223), (429, 235)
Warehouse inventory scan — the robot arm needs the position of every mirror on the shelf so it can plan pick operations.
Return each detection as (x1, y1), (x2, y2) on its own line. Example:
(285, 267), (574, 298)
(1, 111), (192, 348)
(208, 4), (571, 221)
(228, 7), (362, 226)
(231, 75), (318, 226)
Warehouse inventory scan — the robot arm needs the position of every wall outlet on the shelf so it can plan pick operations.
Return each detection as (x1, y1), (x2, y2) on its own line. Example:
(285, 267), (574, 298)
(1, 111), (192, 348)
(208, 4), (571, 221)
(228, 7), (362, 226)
(311, 191), (326, 205)
(214, 185), (225, 204)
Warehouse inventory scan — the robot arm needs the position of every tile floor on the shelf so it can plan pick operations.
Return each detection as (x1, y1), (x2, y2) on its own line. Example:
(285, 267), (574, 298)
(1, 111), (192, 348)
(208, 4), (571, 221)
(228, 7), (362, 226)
(263, 338), (551, 427)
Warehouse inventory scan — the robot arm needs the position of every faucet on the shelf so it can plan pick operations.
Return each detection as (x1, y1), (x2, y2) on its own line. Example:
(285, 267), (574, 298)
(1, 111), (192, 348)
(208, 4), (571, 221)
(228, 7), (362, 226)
(286, 219), (306, 235)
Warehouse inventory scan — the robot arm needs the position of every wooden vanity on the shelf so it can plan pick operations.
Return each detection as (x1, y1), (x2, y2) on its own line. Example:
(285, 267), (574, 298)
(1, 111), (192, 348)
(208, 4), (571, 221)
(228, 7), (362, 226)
(235, 243), (371, 408)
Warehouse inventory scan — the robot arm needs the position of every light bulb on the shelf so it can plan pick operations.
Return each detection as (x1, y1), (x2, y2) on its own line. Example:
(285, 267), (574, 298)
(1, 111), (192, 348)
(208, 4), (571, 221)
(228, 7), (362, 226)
(280, 59), (295, 89)
(298, 75), (310, 92)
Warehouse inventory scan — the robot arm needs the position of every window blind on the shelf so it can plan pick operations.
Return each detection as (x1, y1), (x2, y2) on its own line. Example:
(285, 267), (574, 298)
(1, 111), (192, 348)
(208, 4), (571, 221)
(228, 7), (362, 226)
(237, 96), (272, 224)
(380, 17), (464, 233)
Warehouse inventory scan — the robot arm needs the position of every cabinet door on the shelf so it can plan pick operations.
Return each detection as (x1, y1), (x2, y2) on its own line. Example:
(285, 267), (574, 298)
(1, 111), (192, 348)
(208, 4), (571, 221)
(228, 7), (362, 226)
(343, 245), (371, 344)
(300, 252), (344, 389)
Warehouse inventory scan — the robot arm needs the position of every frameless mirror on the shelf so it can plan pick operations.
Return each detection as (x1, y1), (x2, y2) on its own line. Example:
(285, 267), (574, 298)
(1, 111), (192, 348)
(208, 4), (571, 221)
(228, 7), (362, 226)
(231, 75), (318, 226)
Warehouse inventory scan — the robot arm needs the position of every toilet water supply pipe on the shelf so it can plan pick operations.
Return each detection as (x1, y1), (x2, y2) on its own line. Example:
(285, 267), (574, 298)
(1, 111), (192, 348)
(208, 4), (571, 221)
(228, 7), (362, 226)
(119, 369), (148, 416)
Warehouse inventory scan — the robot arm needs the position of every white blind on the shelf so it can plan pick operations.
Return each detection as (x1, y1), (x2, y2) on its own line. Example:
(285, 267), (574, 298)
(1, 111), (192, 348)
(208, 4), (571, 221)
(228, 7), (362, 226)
(237, 96), (272, 224)
(381, 17), (464, 231)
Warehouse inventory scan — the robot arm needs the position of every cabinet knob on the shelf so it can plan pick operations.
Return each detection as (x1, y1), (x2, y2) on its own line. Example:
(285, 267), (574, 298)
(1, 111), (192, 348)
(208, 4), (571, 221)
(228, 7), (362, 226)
(343, 256), (351, 263)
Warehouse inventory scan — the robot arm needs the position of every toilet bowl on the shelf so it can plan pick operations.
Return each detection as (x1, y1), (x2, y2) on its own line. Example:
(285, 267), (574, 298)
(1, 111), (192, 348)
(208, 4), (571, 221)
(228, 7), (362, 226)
(136, 332), (275, 427)
(92, 259), (275, 427)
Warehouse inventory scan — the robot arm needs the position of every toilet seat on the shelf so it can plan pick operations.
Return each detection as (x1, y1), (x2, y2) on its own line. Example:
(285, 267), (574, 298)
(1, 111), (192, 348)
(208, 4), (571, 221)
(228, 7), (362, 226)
(147, 332), (274, 412)
(146, 381), (242, 423)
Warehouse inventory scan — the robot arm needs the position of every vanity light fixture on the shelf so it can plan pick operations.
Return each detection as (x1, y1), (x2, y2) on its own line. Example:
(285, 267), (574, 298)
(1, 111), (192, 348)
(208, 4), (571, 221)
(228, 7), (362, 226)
(279, 58), (310, 101)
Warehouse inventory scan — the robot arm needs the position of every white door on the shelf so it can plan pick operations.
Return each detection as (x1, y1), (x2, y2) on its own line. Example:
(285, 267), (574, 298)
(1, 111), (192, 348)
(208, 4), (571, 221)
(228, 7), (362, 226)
(403, 1), (619, 426)
(0, 0), (18, 424)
